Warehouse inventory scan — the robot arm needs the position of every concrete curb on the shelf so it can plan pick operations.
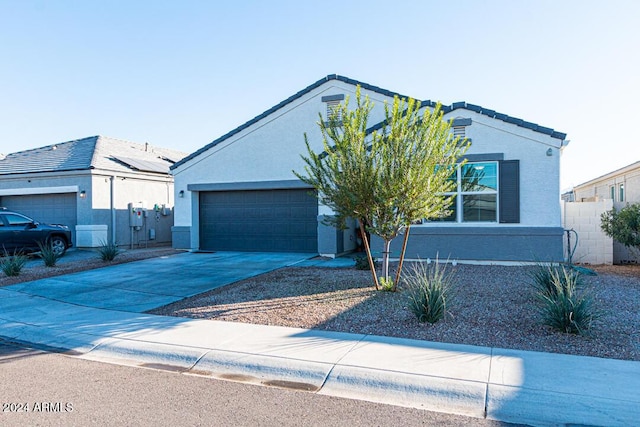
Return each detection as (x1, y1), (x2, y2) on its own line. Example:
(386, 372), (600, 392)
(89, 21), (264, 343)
(3, 306), (639, 426)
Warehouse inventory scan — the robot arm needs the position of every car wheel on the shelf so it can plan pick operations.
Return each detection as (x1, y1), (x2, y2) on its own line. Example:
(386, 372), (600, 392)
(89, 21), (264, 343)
(49, 236), (67, 256)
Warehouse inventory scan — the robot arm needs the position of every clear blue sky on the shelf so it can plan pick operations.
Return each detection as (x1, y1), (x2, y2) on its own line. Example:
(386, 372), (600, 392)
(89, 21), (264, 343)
(1, 0), (638, 190)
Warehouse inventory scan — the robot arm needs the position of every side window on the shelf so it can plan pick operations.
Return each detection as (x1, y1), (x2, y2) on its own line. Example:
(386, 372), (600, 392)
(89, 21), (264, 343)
(619, 183), (625, 202)
(610, 186), (616, 201)
(426, 159), (520, 224)
(431, 161), (500, 223)
(5, 214), (32, 226)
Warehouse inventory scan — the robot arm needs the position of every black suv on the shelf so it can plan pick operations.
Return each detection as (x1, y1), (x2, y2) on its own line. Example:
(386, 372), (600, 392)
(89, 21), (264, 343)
(0, 208), (73, 256)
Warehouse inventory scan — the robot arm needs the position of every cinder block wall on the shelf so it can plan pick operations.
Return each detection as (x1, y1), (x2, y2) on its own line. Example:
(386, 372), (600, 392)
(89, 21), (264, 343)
(562, 200), (613, 264)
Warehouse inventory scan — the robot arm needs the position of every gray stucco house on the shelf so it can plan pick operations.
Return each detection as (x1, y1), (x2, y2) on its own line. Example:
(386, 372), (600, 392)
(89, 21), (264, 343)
(568, 160), (640, 264)
(171, 75), (569, 262)
(0, 135), (186, 248)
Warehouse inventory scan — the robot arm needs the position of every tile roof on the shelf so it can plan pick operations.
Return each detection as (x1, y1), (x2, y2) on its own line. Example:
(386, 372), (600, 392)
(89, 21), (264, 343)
(0, 136), (187, 176)
(172, 74), (568, 170)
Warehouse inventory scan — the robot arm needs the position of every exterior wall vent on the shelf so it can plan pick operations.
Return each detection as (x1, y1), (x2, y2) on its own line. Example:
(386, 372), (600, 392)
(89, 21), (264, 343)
(451, 117), (472, 140)
(453, 126), (466, 139)
(321, 94), (345, 123)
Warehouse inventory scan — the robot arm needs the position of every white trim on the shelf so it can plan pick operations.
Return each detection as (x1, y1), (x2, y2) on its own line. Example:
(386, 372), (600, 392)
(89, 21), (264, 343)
(0, 186), (79, 196)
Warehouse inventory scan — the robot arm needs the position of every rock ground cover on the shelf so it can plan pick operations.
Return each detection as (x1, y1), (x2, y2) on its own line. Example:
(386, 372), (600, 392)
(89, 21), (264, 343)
(2, 249), (637, 361)
(150, 262), (640, 362)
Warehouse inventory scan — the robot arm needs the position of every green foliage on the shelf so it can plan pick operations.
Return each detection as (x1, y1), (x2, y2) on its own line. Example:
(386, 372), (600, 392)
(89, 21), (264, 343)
(601, 203), (640, 257)
(0, 249), (29, 277)
(379, 276), (395, 292)
(37, 240), (60, 267)
(294, 86), (469, 288)
(354, 255), (378, 270)
(530, 263), (584, 299)
(406, 260), (456, 324)
(533, 265), (602, 335)
(98, 240), (120, 262)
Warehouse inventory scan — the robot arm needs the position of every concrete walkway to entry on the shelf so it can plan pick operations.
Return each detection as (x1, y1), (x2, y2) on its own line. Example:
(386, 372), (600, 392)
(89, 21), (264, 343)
(0, 251), (639, 426)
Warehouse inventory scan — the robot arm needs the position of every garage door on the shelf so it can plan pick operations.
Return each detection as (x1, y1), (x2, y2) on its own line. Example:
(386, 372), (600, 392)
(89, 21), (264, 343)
(199, 189), (318, 253)
(1, 193), (77, 244)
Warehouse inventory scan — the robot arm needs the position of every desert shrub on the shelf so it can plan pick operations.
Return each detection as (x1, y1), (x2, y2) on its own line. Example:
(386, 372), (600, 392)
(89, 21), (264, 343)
(379, 276), (394, 292)
(37, 240), (60, 267)
(0, 250), (29, 277)
(601, 203), (640, 259)
(405, 260), (456, 324)
(354, 255), (379, 270)
(97, 240), (120, 262)
(530, 263), (584, 299)
(534, 266), (602, 335)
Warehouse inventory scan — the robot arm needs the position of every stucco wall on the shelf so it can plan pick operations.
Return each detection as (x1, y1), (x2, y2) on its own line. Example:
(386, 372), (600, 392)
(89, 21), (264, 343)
(173, 79), (565, 259)
(571, 162), (640, 264)
(444, 110), (562, 227)
(573, 163), (640, 203)
(0, 170), (175, 248)
(90, 172), (174, 247)
(172, 80), (395, 229)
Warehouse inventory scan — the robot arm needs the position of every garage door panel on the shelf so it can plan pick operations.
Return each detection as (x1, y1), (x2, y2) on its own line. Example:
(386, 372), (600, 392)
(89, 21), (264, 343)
(199, 189), (317, 253)
(1, 193), (77, 244)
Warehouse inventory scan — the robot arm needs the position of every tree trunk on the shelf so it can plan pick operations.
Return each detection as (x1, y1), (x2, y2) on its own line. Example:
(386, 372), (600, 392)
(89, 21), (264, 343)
(359, 220), (380, 290)
(381, 239), (391, 283)
(393, 225), (411, 291)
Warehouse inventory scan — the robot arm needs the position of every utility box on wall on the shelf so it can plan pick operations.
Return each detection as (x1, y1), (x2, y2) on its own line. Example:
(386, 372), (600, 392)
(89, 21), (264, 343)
(128, 202), (146, 229)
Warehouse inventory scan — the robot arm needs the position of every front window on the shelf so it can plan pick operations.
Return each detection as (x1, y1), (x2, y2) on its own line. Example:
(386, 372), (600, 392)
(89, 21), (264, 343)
(433, 161), (498, 223)
(619, 183), (625, 202)
(610, 186), (615, 200)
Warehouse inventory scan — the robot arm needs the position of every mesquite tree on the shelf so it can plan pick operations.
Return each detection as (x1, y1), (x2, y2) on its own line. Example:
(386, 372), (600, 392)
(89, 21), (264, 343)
(295, 87), (468, 290)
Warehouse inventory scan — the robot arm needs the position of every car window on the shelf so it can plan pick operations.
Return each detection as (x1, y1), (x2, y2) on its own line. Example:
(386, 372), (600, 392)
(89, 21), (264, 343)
(4, 213), (33, 226)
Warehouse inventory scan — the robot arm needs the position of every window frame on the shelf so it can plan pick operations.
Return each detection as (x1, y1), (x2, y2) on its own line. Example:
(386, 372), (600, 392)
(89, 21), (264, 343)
(424, 160), (500, 224)
(619, 183), (625, 202)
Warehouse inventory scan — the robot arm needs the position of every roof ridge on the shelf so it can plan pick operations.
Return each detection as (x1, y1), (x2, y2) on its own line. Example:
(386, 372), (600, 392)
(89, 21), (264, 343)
(4, 135), (97, 158)
(172, 74), (567, 170)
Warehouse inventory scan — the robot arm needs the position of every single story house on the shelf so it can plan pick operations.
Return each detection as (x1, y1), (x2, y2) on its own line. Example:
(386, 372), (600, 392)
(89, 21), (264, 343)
(0, 136), (186, 248)
(171, 75), (569, 262)
(568, 160), (640, 263)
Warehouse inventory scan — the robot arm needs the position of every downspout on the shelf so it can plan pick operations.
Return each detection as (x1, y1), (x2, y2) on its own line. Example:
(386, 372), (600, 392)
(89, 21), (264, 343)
(110, 175), (116, 244)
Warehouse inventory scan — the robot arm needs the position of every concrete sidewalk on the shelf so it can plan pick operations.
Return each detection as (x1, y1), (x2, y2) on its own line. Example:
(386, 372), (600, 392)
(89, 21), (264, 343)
(0, 252), (638, 426)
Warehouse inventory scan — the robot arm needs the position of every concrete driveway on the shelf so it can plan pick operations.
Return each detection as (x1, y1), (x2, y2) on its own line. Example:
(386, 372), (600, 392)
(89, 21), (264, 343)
(5, 251), (314, 312)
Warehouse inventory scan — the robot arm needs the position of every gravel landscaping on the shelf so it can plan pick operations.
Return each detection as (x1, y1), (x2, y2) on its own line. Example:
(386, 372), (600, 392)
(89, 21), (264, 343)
(150, 262), (640, 362)
(3, 248), (637, 362)
(0, 247), (182, 287)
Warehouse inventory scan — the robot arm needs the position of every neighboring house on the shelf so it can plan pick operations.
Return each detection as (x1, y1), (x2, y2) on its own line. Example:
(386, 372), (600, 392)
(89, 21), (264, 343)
(567, 160), (640, 263)
(572, 160), (639, 204)
(171, 74), (568, 262)
(0, 136), (186, 248)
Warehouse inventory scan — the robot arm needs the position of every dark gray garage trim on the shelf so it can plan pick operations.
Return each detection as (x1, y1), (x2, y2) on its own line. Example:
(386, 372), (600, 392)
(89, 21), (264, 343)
(188, 179), (312, 192)
(199, 187), (318, 253)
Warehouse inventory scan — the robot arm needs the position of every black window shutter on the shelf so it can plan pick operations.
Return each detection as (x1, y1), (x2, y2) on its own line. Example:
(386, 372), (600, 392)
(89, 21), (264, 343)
(499, 160), (520, 223)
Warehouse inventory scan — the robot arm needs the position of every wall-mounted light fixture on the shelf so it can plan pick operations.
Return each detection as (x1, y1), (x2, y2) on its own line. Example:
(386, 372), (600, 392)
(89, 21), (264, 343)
(546, 148), (553, 156)
(79, 190), (87, 199)
(179, 190), (185, 198)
